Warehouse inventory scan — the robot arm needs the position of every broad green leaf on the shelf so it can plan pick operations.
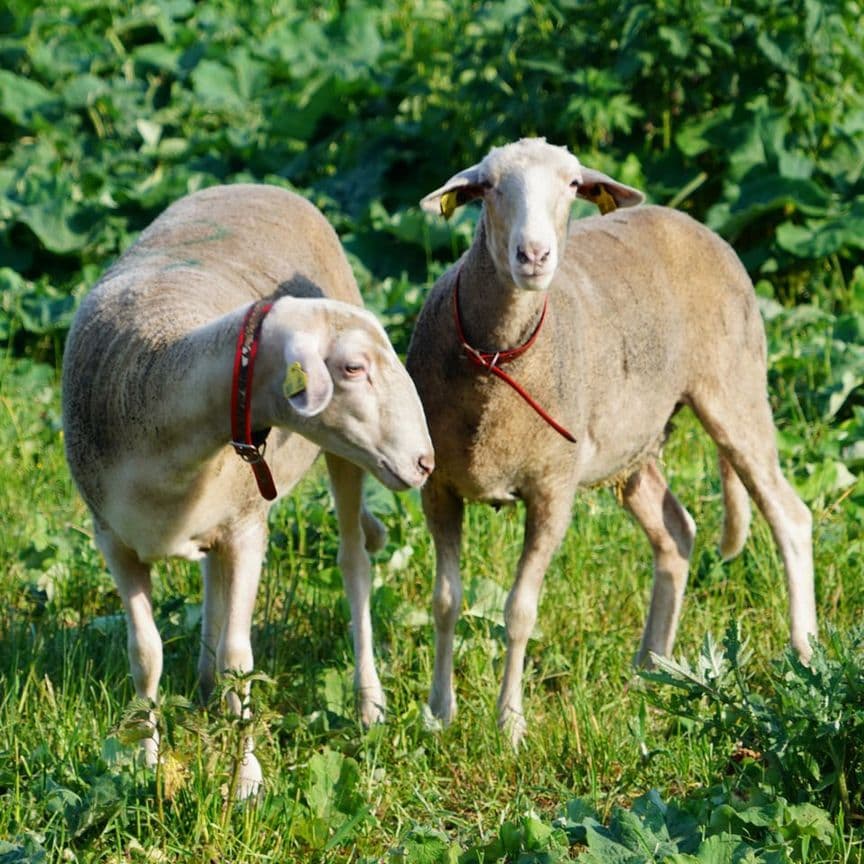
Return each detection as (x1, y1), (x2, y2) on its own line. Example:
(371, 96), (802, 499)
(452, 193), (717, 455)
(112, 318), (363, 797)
(133, 43), (182, 73)
(61, 74), (109, 109)
(795, 459), (856, 502)
(675, 108), (733, 157)
(582, 822), (644, 864)
(666, 833), (746, 864)
(18, 197), (92, 255)
(776, 214), (864, 258)
(659, 26), (691, 58)
(318, 667), (352, 717)
(463, 576), (508, 628)
(0, 70), (55, 125)
(522, 816), (553, 850)
(781, 802), (833, 844)
(394, 827), (454, 864)
(191, 59), (241, 108)
(304, 749), (363, 821)
(822, 368), (863, 421)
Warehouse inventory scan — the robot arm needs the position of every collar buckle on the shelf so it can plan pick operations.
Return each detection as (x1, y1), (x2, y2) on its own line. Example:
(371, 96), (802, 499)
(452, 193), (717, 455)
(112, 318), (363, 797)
(231, 440), (266, 464)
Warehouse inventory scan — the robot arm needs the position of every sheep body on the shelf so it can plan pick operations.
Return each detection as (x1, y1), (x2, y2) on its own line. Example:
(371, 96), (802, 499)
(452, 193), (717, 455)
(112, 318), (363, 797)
(63, 183), (433, 794)
(407, 138), (815, 745)
(413, 205), (762, 497)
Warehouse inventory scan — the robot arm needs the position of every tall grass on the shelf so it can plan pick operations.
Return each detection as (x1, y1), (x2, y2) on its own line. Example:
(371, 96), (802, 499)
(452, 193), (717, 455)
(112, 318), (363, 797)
(1, 318), (862, 862)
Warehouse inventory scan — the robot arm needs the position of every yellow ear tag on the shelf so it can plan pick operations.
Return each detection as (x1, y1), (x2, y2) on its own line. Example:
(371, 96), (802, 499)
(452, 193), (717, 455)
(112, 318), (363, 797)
(594, 187), (618, 215)
(440, 190), (458, 220)
(283, 361), (308, 398)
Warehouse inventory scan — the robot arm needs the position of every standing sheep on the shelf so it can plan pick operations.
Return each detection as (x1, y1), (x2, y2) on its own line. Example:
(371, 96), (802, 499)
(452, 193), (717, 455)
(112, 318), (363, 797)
(62, 184), (434, 795)
(406, 138), (816, 747)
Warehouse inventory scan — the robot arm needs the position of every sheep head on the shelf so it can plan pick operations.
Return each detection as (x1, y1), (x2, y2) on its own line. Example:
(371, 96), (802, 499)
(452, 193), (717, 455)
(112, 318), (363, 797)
(260, 298), (434, 490)
(421, 138), (645, 292)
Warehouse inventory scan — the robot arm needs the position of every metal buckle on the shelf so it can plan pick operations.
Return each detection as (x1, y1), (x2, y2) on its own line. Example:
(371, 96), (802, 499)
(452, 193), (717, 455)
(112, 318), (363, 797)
(231, 441), (264, 464)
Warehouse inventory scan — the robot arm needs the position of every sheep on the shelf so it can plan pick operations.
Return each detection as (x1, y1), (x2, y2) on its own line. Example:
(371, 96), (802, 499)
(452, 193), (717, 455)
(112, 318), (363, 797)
(405, 137), (817, 747)
(62, 183), (434, 796)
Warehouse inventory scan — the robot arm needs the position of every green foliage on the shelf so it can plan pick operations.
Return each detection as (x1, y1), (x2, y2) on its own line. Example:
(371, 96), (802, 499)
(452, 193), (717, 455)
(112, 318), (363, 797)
(1, 0), (864, 360)
(641, 623), (864, 819)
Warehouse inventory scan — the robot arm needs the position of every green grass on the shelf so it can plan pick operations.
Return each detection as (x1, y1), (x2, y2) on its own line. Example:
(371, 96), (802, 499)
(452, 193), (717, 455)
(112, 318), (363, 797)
(1, 343), (862, 863)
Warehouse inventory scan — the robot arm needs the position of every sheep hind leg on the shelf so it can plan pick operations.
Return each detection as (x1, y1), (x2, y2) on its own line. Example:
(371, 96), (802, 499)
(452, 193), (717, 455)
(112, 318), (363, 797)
(422, 479), (464, 728)
(624, 460), (696, 668)
(360, 505), (387, 555)
(326, 453), (386, 727)
(95, 527), (162, 768)
(497, 491), (575, 749)
(694, 397), (816, 661)
(719, 453), (751, 561)
(198, 552), (227, 705)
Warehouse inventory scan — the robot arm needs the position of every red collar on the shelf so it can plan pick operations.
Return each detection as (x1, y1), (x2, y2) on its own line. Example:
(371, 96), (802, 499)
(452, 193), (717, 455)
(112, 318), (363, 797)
(452, 268), (576, 443)
(230, 300), (278, 500)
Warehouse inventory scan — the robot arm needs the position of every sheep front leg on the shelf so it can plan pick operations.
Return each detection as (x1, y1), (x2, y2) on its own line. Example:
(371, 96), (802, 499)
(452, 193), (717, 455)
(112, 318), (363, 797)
(498, 492), (574, 749)
(422, 480), (464, 726)
(209, 522), (268, 799)
(623, 461), (696, 666)
(96, 528), (162, 767)
(325, 453), (386, 726)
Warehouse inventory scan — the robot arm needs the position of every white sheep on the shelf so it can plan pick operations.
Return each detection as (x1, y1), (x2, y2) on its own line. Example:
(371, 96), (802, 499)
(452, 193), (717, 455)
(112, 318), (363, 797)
(406, 137), (816, 747)
(62, 183), (434, 795)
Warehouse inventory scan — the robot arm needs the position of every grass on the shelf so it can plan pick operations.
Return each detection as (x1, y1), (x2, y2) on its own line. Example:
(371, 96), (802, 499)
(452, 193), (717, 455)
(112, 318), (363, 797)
(0, 349), (862, 862)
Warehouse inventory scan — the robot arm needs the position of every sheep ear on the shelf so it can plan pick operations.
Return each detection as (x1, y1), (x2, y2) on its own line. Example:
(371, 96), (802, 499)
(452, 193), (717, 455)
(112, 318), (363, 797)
(420, 165), (485, 219)
(282, 332), (333, 417)
(577, 168), (645, 214)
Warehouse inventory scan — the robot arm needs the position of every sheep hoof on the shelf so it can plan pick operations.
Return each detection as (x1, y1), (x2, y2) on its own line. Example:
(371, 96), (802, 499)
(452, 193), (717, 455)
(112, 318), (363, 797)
(499, 707), (527, 750)
(235, 753), (264, 802)
(358, 690), (387, 727)
(139, 730), (160, 769)
(427, 685), (457, 727)
(632, 646), (660, 670)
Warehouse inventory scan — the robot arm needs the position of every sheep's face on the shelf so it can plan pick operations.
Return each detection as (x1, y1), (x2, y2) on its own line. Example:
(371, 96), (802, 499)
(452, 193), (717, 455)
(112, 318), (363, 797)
(263, 301), (434, 491)
(317, 321), (434, 490)
(480, 140), (583, 292)
(420, 138), (645, 293)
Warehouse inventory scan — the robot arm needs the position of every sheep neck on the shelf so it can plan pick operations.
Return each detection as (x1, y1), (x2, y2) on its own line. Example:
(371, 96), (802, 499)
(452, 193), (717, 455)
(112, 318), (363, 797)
(456, 225), (548, 352)
(453, 232), (577, 444)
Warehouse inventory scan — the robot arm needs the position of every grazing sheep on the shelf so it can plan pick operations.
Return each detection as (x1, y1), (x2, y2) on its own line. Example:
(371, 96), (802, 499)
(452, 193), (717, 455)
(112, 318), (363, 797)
(406, 138), (816, 747)
(62, 184), (434, 795)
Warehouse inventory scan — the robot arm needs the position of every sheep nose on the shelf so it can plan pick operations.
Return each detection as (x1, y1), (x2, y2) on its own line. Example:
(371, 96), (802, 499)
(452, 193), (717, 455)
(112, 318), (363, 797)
(418, 452), (435, 477)
(516, 244), (551, 266)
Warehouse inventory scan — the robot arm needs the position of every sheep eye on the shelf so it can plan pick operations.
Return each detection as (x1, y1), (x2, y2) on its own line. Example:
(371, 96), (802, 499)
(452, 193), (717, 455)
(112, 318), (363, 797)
(570, 179), (580, 189)
(344, 361), (366, 378)
(480, 180), (493, 191)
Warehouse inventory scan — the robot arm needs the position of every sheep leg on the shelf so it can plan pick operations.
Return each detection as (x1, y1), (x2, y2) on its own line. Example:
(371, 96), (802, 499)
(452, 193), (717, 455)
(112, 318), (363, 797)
(325, 453), (386, 726)
(95, 527), (162, 767)
(361, 506), (388, 555)
(694, 398), (817, 660)
(198, 554), (227, 704)
(718, 454), (751, 560)
(422, 480), (464, 726)
(497, 492), (574, 749)
(623, 460), (696, 667)
(206, 523), (267, 799)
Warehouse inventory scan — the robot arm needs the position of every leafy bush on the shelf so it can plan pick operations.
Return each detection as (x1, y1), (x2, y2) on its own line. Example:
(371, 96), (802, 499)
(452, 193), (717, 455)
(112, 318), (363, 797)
(1, 0), (863, 362)
(641, 623), (864, 819)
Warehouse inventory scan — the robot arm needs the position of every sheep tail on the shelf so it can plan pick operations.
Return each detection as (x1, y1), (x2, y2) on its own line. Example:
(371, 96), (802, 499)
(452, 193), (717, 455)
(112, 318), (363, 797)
(718, 454), (751, 561)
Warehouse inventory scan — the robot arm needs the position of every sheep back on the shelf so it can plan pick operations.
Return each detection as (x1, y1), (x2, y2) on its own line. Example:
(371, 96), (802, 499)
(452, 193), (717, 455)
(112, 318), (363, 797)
(62, 184), (358, 519)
